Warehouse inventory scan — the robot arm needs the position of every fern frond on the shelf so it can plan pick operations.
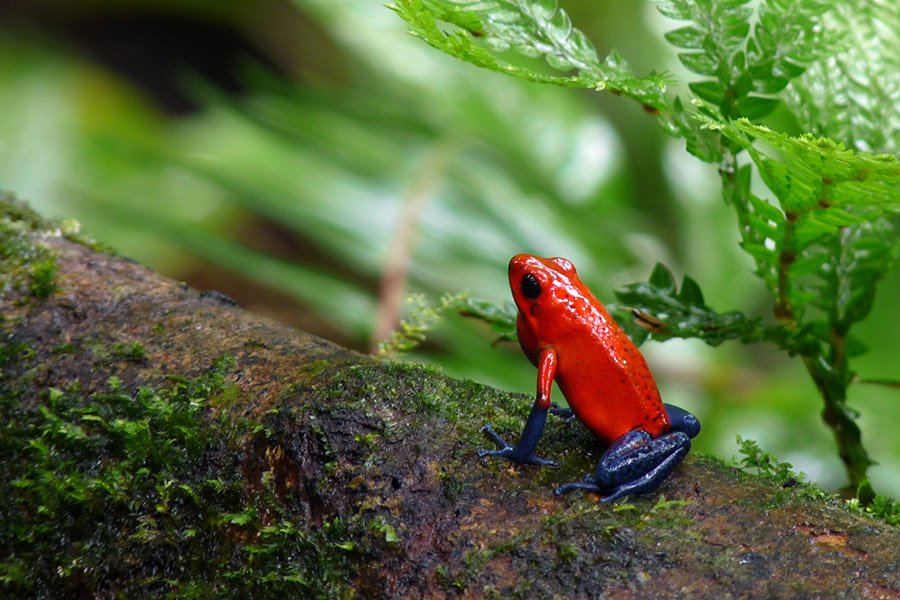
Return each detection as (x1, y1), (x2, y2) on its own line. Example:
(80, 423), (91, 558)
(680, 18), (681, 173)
(813, 221), (897, 329)
(783, 0), (900, 154)
(707, 116), (899, 324)
(658, 0), (839, 120)
(724, 119), (900, 217)
(746, 0), (839, 93)
(390, 0), (669, 109)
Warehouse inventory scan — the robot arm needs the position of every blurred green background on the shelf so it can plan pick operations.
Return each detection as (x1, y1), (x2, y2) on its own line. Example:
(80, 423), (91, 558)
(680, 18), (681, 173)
(1, 0), (897, 496)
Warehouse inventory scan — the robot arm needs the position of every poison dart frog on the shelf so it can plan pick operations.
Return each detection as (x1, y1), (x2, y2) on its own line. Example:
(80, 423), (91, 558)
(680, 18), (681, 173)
(478, 254), (700, 501)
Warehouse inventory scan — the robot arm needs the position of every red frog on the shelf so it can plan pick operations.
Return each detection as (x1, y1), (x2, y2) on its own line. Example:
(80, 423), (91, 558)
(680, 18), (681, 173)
(478, 254), (700, 501)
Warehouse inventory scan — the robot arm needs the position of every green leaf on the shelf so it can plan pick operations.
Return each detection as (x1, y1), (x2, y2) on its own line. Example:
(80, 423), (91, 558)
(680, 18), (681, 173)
(655, 1), (692, 20)
(223, 507), (256, 526)
(458, 297), (517, 341)
(679, 53), (718, 77)
(689, 80), (726, 104)
(378, 293), (468, 356)
(664, 26), (707, 50)
(660, 96), (720, 163)
(615, 264), (762, 347)
(371, 517), (400, 543)
(717, 119), (900, 219)
(390, 0), (670, 109)
(736, 95), (779, 120)
(827, 222), (897, 328)
(678, 274), (705, 305)
(648, 262), (675, 290)
(747, 193), (785, 224)
(659, 0), (839, 119)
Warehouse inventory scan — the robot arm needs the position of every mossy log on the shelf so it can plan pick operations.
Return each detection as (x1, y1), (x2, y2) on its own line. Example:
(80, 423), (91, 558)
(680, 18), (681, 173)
(2, 196), (898, 599)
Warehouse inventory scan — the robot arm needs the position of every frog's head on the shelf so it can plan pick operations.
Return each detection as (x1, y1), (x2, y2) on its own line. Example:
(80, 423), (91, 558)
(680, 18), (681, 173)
(508, 254), (579, 321)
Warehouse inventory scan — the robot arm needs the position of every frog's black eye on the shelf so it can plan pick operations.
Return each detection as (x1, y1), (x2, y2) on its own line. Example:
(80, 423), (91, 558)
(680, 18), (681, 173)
(520, 273), (541, 299)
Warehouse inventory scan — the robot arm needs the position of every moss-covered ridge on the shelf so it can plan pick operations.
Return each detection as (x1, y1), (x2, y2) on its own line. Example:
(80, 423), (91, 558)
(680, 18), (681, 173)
(0, 346), (391, 598)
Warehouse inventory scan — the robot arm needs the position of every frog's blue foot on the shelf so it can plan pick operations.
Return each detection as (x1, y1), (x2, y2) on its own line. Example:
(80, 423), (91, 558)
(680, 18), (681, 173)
(554, 427), (693, 501)
(478, 404), (558, 466)
(478, 424), (557, 466)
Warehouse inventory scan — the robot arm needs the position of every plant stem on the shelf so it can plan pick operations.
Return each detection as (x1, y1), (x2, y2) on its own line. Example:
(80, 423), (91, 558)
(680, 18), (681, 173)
(801, 354), (872, 494)
(717, 137), (872, 496)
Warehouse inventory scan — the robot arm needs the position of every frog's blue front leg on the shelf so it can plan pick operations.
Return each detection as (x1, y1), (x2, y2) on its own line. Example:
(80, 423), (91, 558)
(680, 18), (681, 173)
(479, 347), (561, 467)
(555, 404), (700, 501)
(479, 404), (557, 466)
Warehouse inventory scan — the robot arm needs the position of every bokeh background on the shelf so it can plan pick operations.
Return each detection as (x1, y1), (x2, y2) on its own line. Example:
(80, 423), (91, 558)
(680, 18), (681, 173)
(1, 0), (897, 496)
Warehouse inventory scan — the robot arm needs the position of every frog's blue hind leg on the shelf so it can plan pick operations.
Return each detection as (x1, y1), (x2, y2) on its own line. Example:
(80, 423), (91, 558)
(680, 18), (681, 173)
(664, 403), (701, 438)
(554, 404), (700, 501)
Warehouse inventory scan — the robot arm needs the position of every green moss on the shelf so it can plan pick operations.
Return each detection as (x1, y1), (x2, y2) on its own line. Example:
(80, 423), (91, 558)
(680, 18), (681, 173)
(1, 192), (111, 254)
(0, 354), (378, 598)
(51, 342), (76, 355)
(0, 192), (110, 302)
(345, 359), (527, 438)
(0, 192), (51, 230)
(0, 217), (59, 302)
(26, 257), (58, 298)
(735, 436), (899, 525)
(846, 479), (899, 524)
(86, 340), (149, 365)
(555, 542), (579, 564)
(111, 341), (147, 362)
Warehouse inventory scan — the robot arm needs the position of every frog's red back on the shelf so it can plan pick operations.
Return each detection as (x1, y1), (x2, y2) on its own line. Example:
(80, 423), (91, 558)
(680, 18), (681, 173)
(509, 254), (670, 444)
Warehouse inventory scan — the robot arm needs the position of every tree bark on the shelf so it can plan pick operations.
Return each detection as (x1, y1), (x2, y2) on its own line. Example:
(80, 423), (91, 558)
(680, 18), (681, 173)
(2, 196), (898, 599)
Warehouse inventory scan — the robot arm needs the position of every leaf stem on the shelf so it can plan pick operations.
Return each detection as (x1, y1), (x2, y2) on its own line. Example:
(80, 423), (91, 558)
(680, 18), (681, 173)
(773, 212), (797, 324)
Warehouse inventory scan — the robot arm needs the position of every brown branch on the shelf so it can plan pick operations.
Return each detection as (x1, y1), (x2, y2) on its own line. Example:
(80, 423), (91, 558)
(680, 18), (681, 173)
(2, 197), (898, 599)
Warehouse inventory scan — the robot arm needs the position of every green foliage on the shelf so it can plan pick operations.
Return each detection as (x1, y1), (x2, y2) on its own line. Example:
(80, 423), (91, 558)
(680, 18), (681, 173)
(846, 479), (900, 526)
(738, 437), (900, 525)
(378, 292), (468, 356)
(110, 341), (147, 362)
(457, 297), (518, 342)
(658, 0), (838, 119)
(708, 118), (899, 330)
(736, 435), (808, 485)
(783, 0), (899, 154)
(389, 0), (669, 108)
(614, 263), (762, 346)
(692, 119), (900, 343)
(0, 354), (377, 598)
(705, 116), (898, 493)
(397, 0), (899, 497)
(0, 198), (59, 302)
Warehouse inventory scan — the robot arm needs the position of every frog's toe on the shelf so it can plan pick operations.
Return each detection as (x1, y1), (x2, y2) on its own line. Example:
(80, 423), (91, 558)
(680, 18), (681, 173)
(553, 479), (603, 496)
(526, 454), (558, 467)
(479, 424), (509, 449)
(477, 447), (503, 458)
(479, 445), (557, 467)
